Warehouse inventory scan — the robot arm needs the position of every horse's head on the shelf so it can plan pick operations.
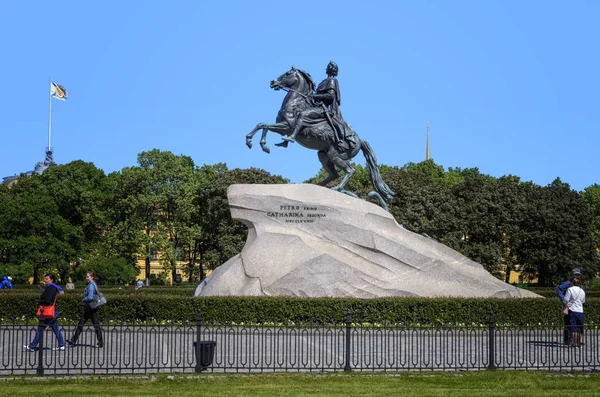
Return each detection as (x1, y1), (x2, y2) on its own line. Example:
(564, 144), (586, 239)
(270, 67), (315, 93)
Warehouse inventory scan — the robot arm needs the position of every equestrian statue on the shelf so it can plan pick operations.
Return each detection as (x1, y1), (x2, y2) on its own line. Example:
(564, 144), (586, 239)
(245, 62), (395, 207)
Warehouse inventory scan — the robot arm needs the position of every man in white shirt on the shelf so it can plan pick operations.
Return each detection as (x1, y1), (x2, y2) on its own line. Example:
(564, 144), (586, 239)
(564, 275), (585, 346)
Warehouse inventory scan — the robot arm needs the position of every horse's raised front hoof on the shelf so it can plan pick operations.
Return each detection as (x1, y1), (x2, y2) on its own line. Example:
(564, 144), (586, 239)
(246, 140), (253, 149)
(261, 145), (271, 154)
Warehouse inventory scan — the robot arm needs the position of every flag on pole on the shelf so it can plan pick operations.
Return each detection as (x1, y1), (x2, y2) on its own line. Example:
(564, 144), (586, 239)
(50, 82), (68, 100)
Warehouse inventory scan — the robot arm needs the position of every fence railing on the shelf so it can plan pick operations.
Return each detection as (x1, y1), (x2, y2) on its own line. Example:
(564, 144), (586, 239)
(0, 312), (597, 376)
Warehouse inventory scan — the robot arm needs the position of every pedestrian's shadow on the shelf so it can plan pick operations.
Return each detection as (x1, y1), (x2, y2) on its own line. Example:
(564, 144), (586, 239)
(527, 340), (565, 348)
(68, 343), (98, 348)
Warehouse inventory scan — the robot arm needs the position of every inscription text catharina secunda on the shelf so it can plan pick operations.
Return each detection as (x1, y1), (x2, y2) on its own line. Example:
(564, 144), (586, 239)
(267, 205), (327, 224)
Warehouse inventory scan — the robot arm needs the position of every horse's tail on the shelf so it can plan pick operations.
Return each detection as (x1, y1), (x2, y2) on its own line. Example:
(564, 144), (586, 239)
(360, 139), (395, 201)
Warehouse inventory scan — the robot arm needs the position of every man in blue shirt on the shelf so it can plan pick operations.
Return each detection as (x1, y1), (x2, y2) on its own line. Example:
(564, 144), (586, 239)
(556, 268), (583, 345)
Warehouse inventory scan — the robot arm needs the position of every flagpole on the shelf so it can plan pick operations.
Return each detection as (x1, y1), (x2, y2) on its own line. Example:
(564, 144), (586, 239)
(48, 78), (52, 152)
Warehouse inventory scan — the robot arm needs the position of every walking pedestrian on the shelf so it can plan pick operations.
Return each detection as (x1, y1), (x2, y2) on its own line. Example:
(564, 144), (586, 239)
(66, 271), (103, 348)
(23, 273), (65, 351)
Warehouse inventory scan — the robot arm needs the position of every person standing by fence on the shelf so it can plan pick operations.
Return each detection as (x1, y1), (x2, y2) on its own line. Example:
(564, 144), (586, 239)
(66, 271), (103, 348)
(556, 268), (584, 345)
(23, 273), (65, 351)
(564, 275), (585, 346)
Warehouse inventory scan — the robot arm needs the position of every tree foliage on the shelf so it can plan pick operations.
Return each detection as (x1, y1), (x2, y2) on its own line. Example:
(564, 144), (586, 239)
(1, 153), (598, 287)
(514, 178), (597, 285)
(74, 255), (138, 285)
(582, 184), (600, 252)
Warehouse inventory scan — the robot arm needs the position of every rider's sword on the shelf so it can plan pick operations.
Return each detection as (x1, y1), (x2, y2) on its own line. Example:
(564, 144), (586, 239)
(319, 102), (344, 144)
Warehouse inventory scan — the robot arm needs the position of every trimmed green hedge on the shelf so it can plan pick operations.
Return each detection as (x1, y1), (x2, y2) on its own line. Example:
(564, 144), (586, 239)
(523, 288), (600, 299)
(12, 285), (600, 298)
(1, 291), (598, 325)
(9, 285), (196, 296)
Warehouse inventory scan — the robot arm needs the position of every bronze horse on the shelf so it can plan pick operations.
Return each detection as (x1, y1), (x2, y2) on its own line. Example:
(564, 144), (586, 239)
(246, 67), (394, 202)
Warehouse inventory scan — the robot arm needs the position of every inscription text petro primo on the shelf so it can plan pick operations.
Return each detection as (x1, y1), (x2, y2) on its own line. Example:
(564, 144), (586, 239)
(267, 205), (327, 223)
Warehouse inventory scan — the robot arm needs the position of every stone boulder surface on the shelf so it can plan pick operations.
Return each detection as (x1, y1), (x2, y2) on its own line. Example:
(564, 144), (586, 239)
(194, 184), (539, 298)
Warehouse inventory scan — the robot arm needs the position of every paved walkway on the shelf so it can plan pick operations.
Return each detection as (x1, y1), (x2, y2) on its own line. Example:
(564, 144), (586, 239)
(1, 324), (598, 375)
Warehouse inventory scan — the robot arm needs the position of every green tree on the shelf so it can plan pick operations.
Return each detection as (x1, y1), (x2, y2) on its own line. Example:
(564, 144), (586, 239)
(0, 184), (13, 266)
(178, 163), (228, 281)
(492, 176), (529, 283)
(582, 184), (600, 253)
(516, 178), (597, 285)
(450, 172), (506, 276)
(38, 161), (113, 271)
(401, 159), (479, 188)
(401, 159), (446, 184)
(0, 174), (77, 283)
(383, 165), (460, 248)
(109, 149), (198, 283)
(74, 255), (138, 285)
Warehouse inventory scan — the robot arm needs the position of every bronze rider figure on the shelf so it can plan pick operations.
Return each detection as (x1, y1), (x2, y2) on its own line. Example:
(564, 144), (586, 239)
(277, 61), (344, 147)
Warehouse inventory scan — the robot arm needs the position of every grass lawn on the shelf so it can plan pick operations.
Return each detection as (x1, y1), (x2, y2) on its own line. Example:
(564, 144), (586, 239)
(2, 371), (600, 397)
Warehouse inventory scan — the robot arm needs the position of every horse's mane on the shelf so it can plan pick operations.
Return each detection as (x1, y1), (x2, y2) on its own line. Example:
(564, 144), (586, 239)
(296, 69), (315, 92)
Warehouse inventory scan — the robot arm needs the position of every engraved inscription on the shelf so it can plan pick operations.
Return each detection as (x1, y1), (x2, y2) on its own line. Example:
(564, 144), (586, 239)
(267, 204), (327, 223)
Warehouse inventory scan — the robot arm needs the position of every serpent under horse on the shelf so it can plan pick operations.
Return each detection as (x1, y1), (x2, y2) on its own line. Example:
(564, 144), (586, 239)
(245, 67), (395, 202)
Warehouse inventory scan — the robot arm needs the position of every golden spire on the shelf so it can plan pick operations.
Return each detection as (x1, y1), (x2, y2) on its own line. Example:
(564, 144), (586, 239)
(426, 121), (431, 160)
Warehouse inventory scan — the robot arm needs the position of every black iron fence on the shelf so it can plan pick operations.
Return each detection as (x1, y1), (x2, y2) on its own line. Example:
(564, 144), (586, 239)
(1, 312), (598, 376)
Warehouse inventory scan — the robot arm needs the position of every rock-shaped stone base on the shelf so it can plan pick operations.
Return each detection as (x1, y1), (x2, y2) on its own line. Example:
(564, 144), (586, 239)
(194, 184), (540, 298)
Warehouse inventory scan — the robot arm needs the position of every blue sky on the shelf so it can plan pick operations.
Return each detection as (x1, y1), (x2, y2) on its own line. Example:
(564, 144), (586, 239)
(2, 1), (598, 191)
